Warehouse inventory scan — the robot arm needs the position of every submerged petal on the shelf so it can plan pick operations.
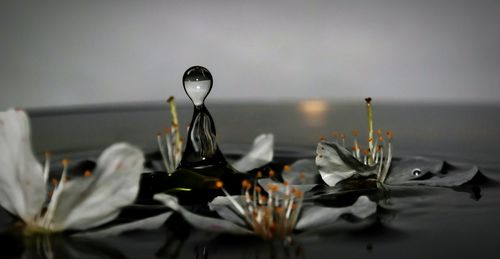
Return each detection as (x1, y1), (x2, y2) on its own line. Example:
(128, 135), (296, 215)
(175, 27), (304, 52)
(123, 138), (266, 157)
(295, 196), (376, 230)
(316, 141), (376, 186)
(232, 134), (274, 172)
(0, 109), (45, 222)
(74, 211), (173, 238)
(155, 194), (251, 235)
(385, 157), (479, 187)
(46, 143), (145, 231)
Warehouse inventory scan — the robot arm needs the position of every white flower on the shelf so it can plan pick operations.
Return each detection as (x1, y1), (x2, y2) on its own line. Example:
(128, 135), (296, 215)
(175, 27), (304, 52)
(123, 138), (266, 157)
(0, 109), (171, 235)
(316, 98), (393, 186)
(155, 182), (376, 240)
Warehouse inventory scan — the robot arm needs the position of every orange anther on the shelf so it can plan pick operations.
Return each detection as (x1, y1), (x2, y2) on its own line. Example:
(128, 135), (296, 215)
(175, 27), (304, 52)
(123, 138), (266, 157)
(62, 159), (69, 167)
(242, 179), (251, 188)
(84, 170), (92, 177)
(215, 180), (223, 189)
(269, 169), (275, 177)
(51, 178), (59, 186)
(283, 165), (291, 172)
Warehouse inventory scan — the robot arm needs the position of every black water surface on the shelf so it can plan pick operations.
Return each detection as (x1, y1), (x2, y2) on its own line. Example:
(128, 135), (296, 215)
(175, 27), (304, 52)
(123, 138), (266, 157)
(1, 101), (499, 258)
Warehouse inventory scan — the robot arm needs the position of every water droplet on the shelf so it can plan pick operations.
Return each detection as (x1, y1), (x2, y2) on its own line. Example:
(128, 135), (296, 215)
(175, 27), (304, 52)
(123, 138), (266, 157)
(183, 66), (213, 107)
(412, 168), (422, 176)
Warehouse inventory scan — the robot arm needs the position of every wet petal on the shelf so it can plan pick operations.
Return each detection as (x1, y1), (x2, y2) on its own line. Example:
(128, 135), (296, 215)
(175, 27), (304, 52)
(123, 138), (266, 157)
(0, 109), (45, 222)
(47, 143), (145, 230)
(155, 194), (251, 235)
(282, 158), (320, 185)
(73, 211), (173, 238)
(208, 196), (246, 226)
(316, 141), (376, 186)
(295, 196), (376, 230)
(232, 134), (274, 172)
(385, 157), (479, 187)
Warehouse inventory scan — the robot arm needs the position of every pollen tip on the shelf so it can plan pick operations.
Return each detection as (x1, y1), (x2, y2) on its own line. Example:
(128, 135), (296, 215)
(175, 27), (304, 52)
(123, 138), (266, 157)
(269, 169), (275, 177)
(283, 165), (291, 172)
(167, 96), (174, 103)
(215, 180), (223, 189)
(256, 171), (263, 178)
(62, 159), (69, 167)
(319, 135), (325, 141)
(84, 170), (92, 177)
(365, 97), (372, 104)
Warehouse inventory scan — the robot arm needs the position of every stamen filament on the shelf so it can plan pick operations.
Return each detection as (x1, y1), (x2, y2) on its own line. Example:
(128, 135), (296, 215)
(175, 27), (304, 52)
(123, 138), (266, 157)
(365, 97), (374, 163)
(167, 96), (182, 155)
(43, 151), (51, 183)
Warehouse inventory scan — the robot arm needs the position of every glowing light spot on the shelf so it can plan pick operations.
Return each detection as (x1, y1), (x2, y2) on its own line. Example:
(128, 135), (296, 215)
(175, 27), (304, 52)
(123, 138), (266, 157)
(298, 99), (329, 127)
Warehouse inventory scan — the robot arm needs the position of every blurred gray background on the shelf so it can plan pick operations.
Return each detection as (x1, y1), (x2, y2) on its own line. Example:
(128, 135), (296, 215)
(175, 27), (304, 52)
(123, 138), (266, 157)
(1, 0), (499, 109)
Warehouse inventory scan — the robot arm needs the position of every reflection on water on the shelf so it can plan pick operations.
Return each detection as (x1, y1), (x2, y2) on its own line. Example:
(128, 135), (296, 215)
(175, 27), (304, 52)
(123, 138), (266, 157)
(17, 234), (128, 259)
(297, 100), (329, 128)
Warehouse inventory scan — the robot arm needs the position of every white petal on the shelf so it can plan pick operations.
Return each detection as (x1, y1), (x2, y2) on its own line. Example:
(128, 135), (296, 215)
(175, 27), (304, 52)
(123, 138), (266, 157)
(282, 159), (319, 185)
(0, 109), (45, 222)
(73, 211), (173, 238)
(316, 141), (376, 186)
(155, 194), (251, 235)
(47, 143), (145, 230)
(295, 196), (376, 230)
(208, 196), (247, 226)
(232, 134), (274, 172)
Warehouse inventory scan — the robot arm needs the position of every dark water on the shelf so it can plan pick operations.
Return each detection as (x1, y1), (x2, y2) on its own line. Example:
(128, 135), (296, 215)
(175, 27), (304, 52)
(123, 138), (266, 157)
(1, 101), (500, 258)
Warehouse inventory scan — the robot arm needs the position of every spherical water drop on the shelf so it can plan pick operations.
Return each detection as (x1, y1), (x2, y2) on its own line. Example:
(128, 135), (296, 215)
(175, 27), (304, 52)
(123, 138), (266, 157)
(183, 66), (213, 107)
(412, 168), (422, 176)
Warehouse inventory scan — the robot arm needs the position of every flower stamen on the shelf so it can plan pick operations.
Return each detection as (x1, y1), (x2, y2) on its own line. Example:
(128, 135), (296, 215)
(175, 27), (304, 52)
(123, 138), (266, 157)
(157, 96), (184, 174)
(219, 179), (304, 240)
